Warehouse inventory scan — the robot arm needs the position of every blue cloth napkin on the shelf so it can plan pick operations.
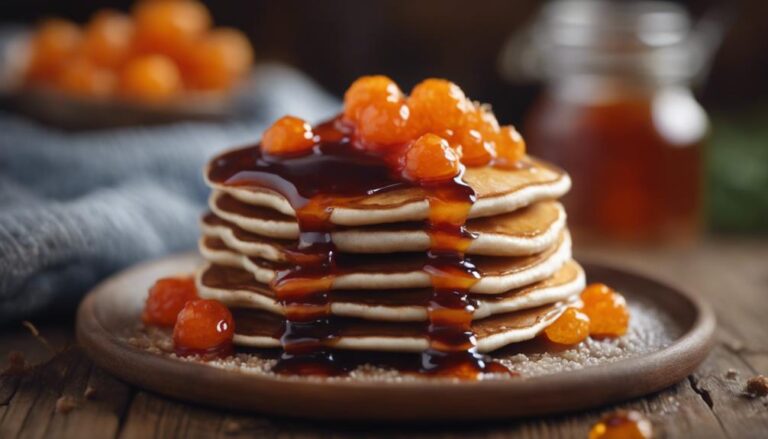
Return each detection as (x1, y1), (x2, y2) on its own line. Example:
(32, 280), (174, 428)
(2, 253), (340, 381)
(0, 64), (339, 321)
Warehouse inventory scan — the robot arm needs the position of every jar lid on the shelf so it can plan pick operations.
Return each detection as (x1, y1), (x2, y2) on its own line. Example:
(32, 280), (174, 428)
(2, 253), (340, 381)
(500, 1), (711, 83)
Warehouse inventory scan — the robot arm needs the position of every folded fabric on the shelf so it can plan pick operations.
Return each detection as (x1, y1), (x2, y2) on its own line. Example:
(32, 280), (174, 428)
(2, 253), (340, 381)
(0, 63), (339, 322)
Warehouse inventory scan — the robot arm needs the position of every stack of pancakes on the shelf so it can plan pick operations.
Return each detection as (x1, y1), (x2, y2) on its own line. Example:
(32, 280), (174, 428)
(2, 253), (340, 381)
(196, 157), (584, 354)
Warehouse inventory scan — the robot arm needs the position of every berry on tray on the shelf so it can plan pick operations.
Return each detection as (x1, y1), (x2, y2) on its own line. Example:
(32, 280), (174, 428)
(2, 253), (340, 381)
(21, 0), (254, 103)
(142, 276), (198, 327)
(173, 299), (234, 356)
(581, 283), (630, 337)
(545, 308), (590, 345)
(118, 54), (181, 102)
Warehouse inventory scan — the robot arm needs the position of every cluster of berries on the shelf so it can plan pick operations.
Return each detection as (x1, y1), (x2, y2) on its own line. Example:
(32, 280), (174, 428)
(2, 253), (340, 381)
(261, 76), (526, 183)
(142, 276), (234, 354)
(544, 283), (630, 345)
(24, 0), (253, 102)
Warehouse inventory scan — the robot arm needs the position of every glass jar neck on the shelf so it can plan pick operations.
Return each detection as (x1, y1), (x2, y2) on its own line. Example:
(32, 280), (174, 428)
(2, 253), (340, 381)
(529, 1), (704, 95)
(547, 73), (691, 104)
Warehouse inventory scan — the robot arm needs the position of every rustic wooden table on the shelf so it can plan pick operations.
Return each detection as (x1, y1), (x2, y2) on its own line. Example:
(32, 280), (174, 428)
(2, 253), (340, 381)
(2, 239), (767, 438)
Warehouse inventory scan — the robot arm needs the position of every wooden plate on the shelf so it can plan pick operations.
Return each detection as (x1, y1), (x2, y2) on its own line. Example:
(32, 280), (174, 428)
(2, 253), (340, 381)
(76, 252), (715, 421)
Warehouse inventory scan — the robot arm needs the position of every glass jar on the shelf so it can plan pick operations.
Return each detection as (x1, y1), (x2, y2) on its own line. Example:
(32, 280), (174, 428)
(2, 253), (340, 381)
(522, 1), (709, 243)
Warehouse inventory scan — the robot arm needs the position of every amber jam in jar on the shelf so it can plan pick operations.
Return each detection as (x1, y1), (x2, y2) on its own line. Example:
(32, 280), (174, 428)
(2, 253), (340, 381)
(522, 1), (707, 243)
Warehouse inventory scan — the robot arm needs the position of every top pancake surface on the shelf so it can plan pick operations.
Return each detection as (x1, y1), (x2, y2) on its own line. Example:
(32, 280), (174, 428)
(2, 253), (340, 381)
(206, 143), (570, 226)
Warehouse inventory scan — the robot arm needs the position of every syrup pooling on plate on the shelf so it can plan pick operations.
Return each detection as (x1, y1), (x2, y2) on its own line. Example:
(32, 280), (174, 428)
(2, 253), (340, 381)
(206, 76), (528, 378)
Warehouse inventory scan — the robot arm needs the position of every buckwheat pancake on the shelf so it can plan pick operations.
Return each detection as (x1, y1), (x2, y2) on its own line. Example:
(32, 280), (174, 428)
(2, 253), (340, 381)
(196, 260), (585, 322)
(198, 231), (572, 294)
(205, 156), (571, 226)
(205, 192), (567, 256)
(196, 109), (589, 370)
(229, 300), (573, 353)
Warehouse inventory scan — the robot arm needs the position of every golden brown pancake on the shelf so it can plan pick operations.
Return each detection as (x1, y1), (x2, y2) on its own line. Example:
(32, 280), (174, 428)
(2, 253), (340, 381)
(230, 300), (571, 353)
(196, 260), (585, 322)
(206, 157), (571, 226)
(205, 193), (566, 256)
(198, 231), (572, 294)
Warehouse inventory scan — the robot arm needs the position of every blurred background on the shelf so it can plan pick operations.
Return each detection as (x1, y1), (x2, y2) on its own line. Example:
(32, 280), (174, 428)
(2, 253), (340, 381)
(0, 0), (766, 320)
(4, 0), (765, 236)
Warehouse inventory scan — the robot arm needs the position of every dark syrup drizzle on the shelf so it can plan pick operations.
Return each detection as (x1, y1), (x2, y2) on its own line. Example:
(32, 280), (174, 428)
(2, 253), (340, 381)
(208, 117), (514, 378)
(421, 181), (510, 377)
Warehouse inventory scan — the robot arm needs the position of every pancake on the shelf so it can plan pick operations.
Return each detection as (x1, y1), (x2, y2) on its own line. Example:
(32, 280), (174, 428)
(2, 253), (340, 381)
(199, 127), (586, 369)
(196, 260), (585, 321)
(229, 300), (572, 353)
(205, 157), (571, 226)
(198, 231), (572, 294)
(205, 193), (567, 256)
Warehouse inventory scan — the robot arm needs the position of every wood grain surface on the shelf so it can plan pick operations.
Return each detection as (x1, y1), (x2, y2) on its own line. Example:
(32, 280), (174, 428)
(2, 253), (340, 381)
(2, 239), (768, 438)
